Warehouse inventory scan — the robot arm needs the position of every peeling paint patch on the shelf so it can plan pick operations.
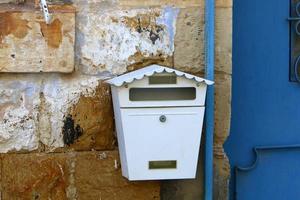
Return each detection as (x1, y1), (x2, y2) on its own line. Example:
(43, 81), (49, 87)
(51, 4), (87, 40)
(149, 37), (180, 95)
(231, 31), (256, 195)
(122, 11), (164, 45)
(77, 7), (179, 75)
(0, 78), (40, 153)
(157, 7), (180, 50)
(0, 12), (75, 73)
(37, 92), (52, 146)
(0, 98), (38, 152)
(39, 19), (63, 48)
(0, 13), (29, 46)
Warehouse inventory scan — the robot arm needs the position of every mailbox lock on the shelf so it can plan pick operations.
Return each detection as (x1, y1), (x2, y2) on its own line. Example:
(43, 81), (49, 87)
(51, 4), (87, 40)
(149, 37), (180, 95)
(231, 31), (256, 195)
(159, 115), (167, 123)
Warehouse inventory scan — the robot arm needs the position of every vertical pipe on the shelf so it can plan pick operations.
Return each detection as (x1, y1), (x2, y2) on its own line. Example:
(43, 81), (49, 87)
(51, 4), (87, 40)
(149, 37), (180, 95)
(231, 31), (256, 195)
(204, 0), (215, 199)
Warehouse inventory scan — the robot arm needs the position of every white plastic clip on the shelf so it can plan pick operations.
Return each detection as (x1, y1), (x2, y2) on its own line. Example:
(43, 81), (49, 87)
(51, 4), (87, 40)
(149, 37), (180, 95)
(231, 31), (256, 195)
(40, 0), (52, 24)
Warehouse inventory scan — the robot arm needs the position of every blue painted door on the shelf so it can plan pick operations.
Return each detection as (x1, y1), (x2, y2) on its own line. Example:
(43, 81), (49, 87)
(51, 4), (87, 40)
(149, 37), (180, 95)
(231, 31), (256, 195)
(224, 0), (300, 199)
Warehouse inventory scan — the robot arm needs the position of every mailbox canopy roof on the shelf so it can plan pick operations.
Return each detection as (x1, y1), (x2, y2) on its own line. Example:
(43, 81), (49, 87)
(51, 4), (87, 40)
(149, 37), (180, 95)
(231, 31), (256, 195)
(106, 65), (214, 87)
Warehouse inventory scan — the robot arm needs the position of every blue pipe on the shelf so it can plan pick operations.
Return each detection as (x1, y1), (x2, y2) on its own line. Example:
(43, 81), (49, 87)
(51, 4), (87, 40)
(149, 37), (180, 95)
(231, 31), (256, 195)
(204, 0), (215, 199)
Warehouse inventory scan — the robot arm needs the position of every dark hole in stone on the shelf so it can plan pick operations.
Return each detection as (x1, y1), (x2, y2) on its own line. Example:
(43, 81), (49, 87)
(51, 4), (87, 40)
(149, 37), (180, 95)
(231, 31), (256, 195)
(63, 114), (83, 146)
(40, 60), (42, 63)
(10, 54), (15, 58)
(136, 17), (142, 33)
(32, 191), (40, 200)
(156, 27), (163, 33)
(149, 30), (160, 45)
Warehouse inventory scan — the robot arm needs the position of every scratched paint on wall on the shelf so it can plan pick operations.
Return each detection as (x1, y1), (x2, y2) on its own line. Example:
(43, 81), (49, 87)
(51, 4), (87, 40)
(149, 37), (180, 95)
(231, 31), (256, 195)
(76, 4), (179, 75)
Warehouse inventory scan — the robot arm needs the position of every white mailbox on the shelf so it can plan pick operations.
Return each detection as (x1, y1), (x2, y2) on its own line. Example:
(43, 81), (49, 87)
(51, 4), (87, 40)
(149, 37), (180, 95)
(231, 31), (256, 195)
(106, 65), (213, 181)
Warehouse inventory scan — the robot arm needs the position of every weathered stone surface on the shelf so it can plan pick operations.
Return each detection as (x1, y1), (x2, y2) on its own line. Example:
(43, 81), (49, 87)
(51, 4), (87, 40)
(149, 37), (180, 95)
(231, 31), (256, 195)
(214, 156), (230, 200)
(66, 82), (115, 150)
(174, 7), (232, 75)
(214, 73), (231, 146)
(215, 8), (232, 75)
(0, 0), (24, 3)
(0, 74), (115, 152)
(119, 0), (232, 8)
(0, 6), (75, 73)
(1, 153), (70, 199)
(75, 151), (160, 200)
(41, 75), (111, 151)
(213, 7), (232, 200)
(0, 151), (160, 200)
(174, 7), (205, 73)
(119, 0), (202, 7)
(213, 73), (231, 200)
(0, 75), (41, 153)
(74, 0), (179, 75)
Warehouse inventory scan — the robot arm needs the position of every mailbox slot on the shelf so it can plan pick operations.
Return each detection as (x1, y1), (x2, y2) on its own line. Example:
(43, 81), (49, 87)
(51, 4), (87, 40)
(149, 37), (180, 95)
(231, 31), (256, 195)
(129, 87), (196, 101)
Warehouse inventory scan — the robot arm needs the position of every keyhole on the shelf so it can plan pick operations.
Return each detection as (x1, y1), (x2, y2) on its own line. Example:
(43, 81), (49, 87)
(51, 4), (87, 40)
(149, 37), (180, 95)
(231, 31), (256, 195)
(159, 115), (166, 123)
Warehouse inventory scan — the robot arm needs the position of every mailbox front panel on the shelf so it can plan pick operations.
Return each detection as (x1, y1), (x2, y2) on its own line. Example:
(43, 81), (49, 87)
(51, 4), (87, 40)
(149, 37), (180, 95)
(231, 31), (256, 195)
(119, 107), (205, 180)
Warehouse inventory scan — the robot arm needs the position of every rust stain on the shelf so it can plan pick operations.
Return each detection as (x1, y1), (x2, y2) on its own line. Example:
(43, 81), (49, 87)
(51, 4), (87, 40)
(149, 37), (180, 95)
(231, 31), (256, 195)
(39, 18), (63, 48)
(0, 13), (30, 45)
(4, 156), (68, 199)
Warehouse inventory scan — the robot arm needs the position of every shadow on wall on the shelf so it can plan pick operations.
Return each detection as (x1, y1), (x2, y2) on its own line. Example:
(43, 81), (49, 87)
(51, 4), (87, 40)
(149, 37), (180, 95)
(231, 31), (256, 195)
(161, 135), (205, 200)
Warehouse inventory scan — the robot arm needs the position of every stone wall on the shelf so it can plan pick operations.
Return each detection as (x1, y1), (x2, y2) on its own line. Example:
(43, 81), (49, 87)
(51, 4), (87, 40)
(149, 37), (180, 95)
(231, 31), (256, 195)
(0, 0), (232, 199)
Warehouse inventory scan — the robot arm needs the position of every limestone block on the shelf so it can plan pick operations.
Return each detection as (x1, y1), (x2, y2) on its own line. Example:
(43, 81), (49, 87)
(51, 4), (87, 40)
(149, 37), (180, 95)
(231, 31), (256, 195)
(0, 151), (160, 199)
(174, 7), (232, 75)
(0, 5), (75, 73)
(174, 7), (205, 73)
(0, 75), (41, 153)
(215, 8), (232, 74)
(73, 0), (179, 75)
(1, 153), (70, 199)
(214, 73), (231, 145)
(74, 151), (160, 200)
(65, 82), (115, 151)
(216, 0), (232, 8)
(213, 8), (232, 200)
(0, 0), (24, 3)
(213, 156), (230, 200)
